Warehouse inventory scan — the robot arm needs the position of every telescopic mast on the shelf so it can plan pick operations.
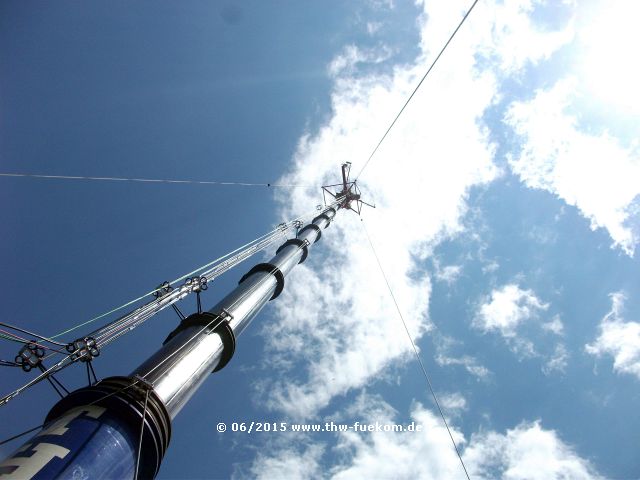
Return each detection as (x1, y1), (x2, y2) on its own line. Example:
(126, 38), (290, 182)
(0, 165), (369, 479)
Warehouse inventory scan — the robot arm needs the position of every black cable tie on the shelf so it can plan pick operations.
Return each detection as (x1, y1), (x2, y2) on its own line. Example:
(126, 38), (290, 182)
(89, 361), (99, 384)
(171, 304), (186, 321)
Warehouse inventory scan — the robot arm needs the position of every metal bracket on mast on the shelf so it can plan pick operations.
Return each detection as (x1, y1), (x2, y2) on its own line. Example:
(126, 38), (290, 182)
(153, 281), (173, 298)
(14, 342), (45, 372)
(66, 336), (100, 363)
(152, 276), (209, 319)
(185, 276), (208, 314)
(322, 162), (375, 215)
(154, 281), (186, 320)
(185, 276), (208, 293)
(13, 341), (71, 400)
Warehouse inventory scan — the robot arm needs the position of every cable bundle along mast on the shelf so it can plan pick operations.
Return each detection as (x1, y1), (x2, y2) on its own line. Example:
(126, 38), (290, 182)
(0, 165), (370, 479)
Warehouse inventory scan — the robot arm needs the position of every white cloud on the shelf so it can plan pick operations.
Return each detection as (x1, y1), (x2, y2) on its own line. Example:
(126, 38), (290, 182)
(263, 0), (571, 420)
(245, 396), (601, 480)
(543, 344), (569, 375)
(262, 249), (432, 419)
(586, 292), (640, 379)
(482, 260), (499, 275)
(474, 284), (548, 338)
(435, 353), (491, 380)
(330, 403), (467, 480)
(470, 0), (574, 75)
(465, 420), (602, 480)
(368, 0), (395, 11)
(542, 315), (564, 336)
(366, 21), (382, 36)
(434, 335), (491, 380)
(578, 0), (640, 115)
(433, 259), (463, 285)
(328, 44), (394, 77)
(505, 78), (640, 256)
(439, 392), (468, 414)
(474, 284), (568, 372)
(242, 443), (324, 480)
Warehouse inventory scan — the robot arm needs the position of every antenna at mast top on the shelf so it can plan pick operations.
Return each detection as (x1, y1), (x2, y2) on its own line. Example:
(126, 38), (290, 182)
(322, 162), (375, 215)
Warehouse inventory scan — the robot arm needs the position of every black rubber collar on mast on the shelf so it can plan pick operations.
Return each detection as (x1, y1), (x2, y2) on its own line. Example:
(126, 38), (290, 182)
(298, 224), (322, 243)
(239, 263), (285, 300)
(312, 213), (332, 226)
(276, 238), (309, 264)
(163, 312), (236, 372)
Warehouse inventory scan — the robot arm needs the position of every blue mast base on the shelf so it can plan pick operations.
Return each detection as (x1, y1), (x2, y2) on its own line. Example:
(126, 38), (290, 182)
(0, 377), (171, 480)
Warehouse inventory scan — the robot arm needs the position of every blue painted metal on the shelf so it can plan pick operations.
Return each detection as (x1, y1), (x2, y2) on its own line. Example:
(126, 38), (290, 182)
(0, 406), (136, 479)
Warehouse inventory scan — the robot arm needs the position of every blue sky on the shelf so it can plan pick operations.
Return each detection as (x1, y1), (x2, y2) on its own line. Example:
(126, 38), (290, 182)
(1, 1), (639, 479)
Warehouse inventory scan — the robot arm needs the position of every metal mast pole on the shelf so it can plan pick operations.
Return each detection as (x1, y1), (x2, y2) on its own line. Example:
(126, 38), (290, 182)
(0, 165), (367, 479)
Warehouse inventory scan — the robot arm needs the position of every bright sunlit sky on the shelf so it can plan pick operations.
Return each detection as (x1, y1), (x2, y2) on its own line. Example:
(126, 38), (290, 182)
(1, 1), (639, 479)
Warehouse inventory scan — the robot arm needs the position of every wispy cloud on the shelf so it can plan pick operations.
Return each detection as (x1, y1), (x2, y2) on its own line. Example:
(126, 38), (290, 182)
(435, 353), (491, 380)
(586, 292), (640, 379)
(366, 21), (382, 36)
(328, 45), (394, 77)
(434, 334), (491, 380)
